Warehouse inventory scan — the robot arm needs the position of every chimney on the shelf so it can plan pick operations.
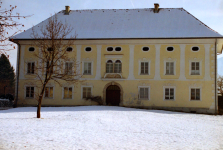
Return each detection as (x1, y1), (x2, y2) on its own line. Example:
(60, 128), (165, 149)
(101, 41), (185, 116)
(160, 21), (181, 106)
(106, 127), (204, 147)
(154, 3), (159, 13)
(65, 6), (70, 15)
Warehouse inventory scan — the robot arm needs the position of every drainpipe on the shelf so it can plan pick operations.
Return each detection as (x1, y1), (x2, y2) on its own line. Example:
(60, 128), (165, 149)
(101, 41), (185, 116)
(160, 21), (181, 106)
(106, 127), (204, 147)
(14, 42), (21, 107)
(215, 39), (218, 115)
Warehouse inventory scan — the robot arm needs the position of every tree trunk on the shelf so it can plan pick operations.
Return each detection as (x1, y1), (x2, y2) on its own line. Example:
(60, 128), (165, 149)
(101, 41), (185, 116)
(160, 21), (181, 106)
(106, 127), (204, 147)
(37, 95), (43, 118)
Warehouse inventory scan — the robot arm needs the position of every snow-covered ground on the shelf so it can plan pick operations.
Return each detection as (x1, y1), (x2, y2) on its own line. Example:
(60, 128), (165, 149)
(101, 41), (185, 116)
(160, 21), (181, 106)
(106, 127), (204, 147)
(0, 106), (223, 150)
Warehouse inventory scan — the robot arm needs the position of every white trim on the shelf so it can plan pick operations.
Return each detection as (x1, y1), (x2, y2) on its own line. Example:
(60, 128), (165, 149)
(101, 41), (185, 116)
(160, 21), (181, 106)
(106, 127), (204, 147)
(189, 60), (202, 76)
(95, 45), (102, 80)
(24, 86), (35, 99)
(82, 61), (93, 75)
(154, 44), (161, 80)
(164, 60), (176, 75)
(66, 46), (73, 52)
(179, 44), (186, 80)
(128, 45), (135, 80)
(138, 86), (150, 100)
(76, 45), (81, 75)
(138, 60), (150, 75)
(81, 85), (93, 99)
(114, 46), (122, 52)
(204, 44), (211, 80)
(62, 86), (74, 99)
(85, 46), (92, 52)
(191, 46), (200, 52)
(189, 87), (202, 101)
(25, 61), (36, 75)
(163, 86), (176, 101)
(64, 61), (74, 75)
(104, 54), (123, 59)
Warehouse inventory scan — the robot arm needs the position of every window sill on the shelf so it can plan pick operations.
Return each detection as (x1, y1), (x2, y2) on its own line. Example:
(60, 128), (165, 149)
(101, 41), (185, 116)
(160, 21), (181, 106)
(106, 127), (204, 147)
(190, 99), (201, 101)
(140, 74), (149, 75)
(139, 99), (149, 100)
(164, 99), (175, 101)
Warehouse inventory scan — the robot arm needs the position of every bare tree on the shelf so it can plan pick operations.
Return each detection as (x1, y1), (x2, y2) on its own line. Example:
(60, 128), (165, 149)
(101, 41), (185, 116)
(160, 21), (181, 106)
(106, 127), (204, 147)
(30, 15), (81, 118)
(0, 1), (30, 54)
(217, 75), (223, 96)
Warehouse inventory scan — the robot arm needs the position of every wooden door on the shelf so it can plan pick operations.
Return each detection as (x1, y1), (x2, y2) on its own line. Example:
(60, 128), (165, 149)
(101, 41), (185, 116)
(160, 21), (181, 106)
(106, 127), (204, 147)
(106, 85), (120, 106)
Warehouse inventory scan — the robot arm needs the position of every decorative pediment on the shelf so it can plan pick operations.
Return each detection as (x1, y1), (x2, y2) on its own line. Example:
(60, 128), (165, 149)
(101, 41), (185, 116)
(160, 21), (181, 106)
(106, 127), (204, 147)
(104, 73), (122, 78)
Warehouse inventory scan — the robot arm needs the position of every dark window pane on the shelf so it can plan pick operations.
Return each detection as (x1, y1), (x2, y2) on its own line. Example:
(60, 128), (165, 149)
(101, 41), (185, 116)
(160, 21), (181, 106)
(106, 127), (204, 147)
(142, 47), (149, 51)
(29, 47), (35, 51)
(66, 47), (73, 52)
(107, 47), (113, 51)
(47, 47), (53, 51)
(115, 47), (121, 51)
(167, 47), (174, 51)
(85, 47), (92, 52)
(192, 47), (199, 51)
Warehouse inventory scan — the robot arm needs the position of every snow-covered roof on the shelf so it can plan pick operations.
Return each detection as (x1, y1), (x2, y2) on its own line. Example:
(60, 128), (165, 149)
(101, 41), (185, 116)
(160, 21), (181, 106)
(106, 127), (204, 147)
(11, 8), (223, 39)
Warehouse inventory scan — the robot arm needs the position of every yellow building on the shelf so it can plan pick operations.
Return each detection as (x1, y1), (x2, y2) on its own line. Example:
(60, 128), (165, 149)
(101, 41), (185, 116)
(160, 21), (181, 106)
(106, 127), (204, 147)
(11, 4), (223, 114)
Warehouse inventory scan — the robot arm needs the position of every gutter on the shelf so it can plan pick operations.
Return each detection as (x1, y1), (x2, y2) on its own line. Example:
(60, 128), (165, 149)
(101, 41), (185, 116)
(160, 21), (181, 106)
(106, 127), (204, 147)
(14, 42), (20, 107)
(215, 39), (218, 115)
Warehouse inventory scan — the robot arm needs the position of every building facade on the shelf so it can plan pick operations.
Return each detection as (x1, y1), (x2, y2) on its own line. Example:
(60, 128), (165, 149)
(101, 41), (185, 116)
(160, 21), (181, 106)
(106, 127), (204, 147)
(11, 4), (223, 114)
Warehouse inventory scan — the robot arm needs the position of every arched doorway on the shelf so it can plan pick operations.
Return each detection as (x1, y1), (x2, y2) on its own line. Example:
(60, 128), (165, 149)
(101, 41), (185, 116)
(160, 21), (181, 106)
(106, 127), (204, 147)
(106, 85), (120, 106)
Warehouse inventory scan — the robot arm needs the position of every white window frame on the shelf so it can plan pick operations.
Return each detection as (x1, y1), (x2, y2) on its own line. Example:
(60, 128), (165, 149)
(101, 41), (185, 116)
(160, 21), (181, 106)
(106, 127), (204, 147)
(62, 86), (73, 99)
(139, 61), (150, 75)
(190, 61), (201, 75)
(82, 61), (93, 75)
(138, 86), (150, 100)
(141, 46), (150, 52)
(25, 86), (35, 99)
(114, 59), (122, 73)
(164, 61), (175, 75)
(44, 86), (54, 99)
(28, 47), (35, 52)
(65, 62), (73, 75)
(106, 46), (114, 52)
(166, 46), (174, 52)
(114, 46), (122, 52)
(189, 87), (201, 101)
(85, 47), (92, 52)
(27, 62), (35, 74)
(81, 86), (93, 99)
(163, 86), (175, 101)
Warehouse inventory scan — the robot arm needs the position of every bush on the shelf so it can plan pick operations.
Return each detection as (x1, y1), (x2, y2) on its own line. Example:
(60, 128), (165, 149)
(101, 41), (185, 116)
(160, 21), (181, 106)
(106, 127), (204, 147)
(86, 96), (103, 105)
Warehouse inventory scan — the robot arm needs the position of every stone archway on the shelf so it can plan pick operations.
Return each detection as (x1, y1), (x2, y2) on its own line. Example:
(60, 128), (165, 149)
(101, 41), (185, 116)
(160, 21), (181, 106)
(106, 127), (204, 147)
(103, 82), (123, 106)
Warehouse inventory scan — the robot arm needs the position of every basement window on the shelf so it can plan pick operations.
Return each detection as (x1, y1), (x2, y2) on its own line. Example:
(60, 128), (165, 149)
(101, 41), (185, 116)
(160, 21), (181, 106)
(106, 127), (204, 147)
(142, 47), (149, 51)
(107, 47), (113, 51)
(85, 47), (92, 52)
(192, 46), (199, 51)
(66, 47), (73, 52)
(29, 47), (35, 52)
(115, 47), (122, 51)
(167, 47), (174, 51)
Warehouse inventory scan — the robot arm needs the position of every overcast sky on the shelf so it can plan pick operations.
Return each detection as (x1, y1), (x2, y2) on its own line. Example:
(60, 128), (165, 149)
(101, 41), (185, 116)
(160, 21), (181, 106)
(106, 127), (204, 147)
(2, 0), (223, 70)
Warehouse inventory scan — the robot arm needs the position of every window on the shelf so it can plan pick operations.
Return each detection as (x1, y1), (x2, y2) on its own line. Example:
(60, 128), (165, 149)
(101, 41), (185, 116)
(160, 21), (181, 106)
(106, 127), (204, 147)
(106, 60), (113, 73)
(85, 47), (92, 52)
(192, 46), (199, 51)
(167, 47), (174, 51)
(141, 62), (149, 74)
(84, 62), (92, 75)
(26, 87), (34, 98)
(45, 87), (53, 98)
(142, 47), (149, 51)
(106, 60), (122, 73)
(107, 47), (113, 51)
(66, 47), (73, 52)
(191, 62), (200, 75)
(166, 62), (174, 75)
(83, 87), (92, 99)
(27, 62), (35, 74)
(114, 60), (121, 73)
(47, 47), (53, 51)
(165, 88), (174, 100)
(29, 47), (35, 52)
(115, 47), (121, 51)
(65, 62), (73, 75)
(139, 87), (149, 99)
(63, 87), (72, 99)
(191, 88), (200, 100)
(46, 61), (53, 74)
